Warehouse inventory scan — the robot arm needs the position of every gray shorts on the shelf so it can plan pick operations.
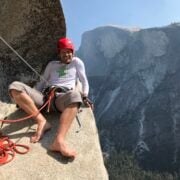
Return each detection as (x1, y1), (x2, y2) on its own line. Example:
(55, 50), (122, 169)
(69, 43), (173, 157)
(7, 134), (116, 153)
(8, 81), (82, 112)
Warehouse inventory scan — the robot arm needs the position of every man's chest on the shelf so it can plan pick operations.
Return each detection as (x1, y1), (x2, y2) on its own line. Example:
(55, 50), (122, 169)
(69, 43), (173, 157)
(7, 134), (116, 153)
(50, 64), (76, 78)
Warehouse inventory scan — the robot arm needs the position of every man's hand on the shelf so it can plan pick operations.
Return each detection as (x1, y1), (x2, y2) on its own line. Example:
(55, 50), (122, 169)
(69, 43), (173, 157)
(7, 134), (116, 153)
(83, 96), (94, 110)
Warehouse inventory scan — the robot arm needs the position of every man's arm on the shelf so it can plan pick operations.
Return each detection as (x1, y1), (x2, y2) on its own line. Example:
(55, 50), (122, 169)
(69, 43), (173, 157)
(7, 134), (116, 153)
(76, 58), (94, 110)
(76, 58), (89, 97)
(35, 62), (51, 92)
(82, 96), (94, 110)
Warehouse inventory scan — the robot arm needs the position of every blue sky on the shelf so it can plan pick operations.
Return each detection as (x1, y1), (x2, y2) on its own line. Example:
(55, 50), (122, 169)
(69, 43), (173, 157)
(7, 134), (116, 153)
(61, 0), (180, 49)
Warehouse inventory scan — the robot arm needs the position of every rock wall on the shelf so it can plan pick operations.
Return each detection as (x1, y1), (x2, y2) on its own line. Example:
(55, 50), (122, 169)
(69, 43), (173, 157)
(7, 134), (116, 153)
(0, 0), (66, 101)
(77, 23), (180, 171)
(0, 104), (108, 180)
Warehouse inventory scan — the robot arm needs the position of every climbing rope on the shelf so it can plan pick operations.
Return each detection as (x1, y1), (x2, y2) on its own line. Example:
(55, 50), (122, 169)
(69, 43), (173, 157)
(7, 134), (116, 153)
(0, 88), (55, 123)
(0, 88), (56, 165)
(0, 36), (49, 84)
(0, 136), (30, 165)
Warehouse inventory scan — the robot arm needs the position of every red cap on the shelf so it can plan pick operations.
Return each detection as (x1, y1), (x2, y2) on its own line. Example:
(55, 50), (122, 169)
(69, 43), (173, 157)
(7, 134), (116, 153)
(57, 37), (74, 53)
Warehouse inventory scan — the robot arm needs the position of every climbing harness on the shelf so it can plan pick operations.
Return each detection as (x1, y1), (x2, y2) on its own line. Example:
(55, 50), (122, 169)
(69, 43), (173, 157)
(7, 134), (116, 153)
(0, 136), (29, 165)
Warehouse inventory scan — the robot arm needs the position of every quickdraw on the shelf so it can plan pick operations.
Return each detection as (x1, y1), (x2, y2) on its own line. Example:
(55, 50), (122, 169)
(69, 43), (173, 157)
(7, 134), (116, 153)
(0, 136), (30, 165)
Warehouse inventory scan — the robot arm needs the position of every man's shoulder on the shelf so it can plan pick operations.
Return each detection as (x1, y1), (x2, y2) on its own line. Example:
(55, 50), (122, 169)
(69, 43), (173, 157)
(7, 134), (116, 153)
(47, 60), (59, 66)
(72, 56), (81, 61)
(72, 57), (83, 64)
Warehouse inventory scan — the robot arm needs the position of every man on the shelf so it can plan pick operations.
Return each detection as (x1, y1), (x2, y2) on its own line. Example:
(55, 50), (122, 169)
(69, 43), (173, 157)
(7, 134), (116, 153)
(8, 37), (92, 158)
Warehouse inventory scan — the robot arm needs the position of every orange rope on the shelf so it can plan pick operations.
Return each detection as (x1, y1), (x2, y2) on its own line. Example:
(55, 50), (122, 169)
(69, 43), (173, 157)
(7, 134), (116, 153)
(0, 88), (55, 123)
(0, 136), (30, 165)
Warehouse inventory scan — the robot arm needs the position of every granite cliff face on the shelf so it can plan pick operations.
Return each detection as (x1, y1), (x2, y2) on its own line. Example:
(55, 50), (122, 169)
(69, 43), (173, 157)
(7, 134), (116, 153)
(77, 23), (180, 171)
(0, 0), (66, 101)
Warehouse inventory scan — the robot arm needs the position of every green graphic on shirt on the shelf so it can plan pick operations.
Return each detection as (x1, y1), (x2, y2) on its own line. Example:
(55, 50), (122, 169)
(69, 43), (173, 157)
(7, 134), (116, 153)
(57, 65), (67, 77)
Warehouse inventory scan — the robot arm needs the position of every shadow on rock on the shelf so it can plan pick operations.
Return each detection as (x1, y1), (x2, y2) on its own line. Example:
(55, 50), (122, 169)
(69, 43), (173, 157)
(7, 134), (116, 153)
(1, 108), (75, 164)
(39, 112), (76, 164)
(1, 108), (35, 141)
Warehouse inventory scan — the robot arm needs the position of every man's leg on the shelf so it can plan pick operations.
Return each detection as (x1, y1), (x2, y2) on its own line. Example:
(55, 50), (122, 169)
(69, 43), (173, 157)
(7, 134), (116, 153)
(50, 103), (78, 158)
(10, 89), (51, 143)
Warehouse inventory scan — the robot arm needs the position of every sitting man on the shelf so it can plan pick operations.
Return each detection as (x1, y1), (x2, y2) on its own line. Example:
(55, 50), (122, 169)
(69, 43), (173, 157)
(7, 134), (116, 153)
(8, 37), (92, 158)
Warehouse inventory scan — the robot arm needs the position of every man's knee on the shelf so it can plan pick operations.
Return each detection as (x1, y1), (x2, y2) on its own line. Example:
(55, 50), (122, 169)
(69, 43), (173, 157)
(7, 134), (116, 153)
(65, 91), (82, 109)
(68, 102), (80, 108)
(55, 91), (82, 112)
(68, 91), (82, 100)
(66, 91), (82, 107)
(9, 81), (24, 97)
(10, 89), (21, 98)
(10, 90), (29, 103)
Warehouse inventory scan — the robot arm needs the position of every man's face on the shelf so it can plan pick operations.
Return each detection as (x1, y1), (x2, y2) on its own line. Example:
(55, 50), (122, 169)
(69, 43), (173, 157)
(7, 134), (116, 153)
(59, 48), (73, 64)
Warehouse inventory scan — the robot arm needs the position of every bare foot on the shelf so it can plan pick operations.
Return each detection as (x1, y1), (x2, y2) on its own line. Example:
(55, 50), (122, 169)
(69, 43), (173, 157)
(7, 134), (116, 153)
(49, 139), (77, 158)
(30, 121), (51, 143)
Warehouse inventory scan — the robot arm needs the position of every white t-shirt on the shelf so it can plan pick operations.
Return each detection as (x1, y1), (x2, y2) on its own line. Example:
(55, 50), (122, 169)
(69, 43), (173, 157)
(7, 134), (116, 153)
(36, 57), (89, 96)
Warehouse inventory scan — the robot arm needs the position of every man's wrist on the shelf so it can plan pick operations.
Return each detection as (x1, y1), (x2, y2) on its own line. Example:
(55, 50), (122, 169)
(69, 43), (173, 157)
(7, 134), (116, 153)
(82, 96), (87, 100)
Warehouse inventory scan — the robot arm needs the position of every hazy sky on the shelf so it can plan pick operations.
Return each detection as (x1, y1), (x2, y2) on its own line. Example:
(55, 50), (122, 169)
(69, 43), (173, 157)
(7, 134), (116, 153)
(61, 0), (180, 49)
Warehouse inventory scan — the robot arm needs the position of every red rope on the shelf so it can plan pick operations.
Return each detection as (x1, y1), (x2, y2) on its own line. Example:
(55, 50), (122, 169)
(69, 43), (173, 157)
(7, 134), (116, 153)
(0, 136), (30, 165)
(0, 88), (55, 123)
(0, 88), (56, 165)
